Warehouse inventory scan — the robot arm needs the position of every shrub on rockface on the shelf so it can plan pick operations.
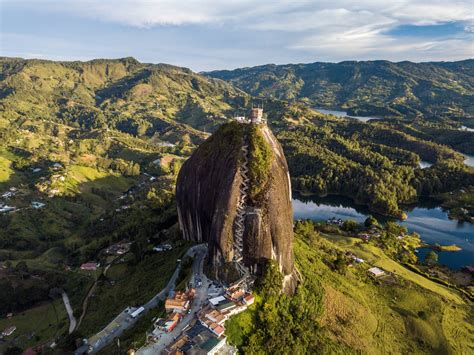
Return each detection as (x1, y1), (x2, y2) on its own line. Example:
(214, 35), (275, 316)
(247, 125), (273, 205)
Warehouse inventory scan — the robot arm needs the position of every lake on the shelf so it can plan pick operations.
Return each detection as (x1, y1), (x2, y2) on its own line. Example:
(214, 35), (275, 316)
(460, 126), (474, 132)
(314, 108), (380, 122)
(463, 154), (474, 167)
(293, 194), (474, 269)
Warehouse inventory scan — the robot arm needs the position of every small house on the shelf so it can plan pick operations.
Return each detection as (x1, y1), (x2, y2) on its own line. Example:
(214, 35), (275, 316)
(243, 294), (255, 305)
(2, 325), (16, 336)
(368, 267), (385, 278)
(209, 295), (226, 306)
(80, 262), (98, 271)
(31, 201), (46, 209)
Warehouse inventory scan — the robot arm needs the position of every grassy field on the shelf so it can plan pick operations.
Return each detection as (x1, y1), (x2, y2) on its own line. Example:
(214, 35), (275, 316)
(0, 155), (12, 183)
(79, 245), (190, 335)
(320, 233), (464, 303)
(297, 233), (472, 353)
(0, 149), (23, 186)
(0, 300), (68, 352)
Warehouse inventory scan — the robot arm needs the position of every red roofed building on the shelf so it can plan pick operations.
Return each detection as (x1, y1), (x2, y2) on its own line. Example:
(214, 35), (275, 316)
(243, 294), (255, 305)
(80, 262), (98, 271)
(212, 325), (225, 337)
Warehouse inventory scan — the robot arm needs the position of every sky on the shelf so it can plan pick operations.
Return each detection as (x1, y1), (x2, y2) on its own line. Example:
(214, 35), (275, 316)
(1, 0), (473, 71)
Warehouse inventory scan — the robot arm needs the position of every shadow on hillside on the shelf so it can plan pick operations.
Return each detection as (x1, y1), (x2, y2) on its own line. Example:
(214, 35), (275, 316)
(94, 69), (151, 105)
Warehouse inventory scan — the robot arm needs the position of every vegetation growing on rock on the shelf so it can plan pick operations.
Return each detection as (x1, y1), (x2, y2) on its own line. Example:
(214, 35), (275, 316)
(247, 125), (273, 204)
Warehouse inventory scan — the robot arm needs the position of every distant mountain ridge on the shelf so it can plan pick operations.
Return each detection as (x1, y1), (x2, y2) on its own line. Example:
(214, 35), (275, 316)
(0, 57), (249, 137)
(206, 59), (474, 124)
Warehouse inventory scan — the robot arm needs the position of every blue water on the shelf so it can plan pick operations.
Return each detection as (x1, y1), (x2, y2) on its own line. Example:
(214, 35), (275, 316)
(314, 108), (381, 122)
(419, 161), (432, 169)
(463, 154), (474, 167)
(293, 194), (474, 269)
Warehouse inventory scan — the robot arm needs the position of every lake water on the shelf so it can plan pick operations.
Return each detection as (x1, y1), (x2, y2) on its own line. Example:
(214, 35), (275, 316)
(293, 194), (474, 269)
(463, 154), (474, 167)
(460, 126), (474, 132)
(315, 108), (380, 122)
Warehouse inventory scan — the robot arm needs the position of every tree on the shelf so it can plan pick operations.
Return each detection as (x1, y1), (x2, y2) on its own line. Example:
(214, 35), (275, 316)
(5, 347), (22, 355)
(364, 215), (379, 228)
(15, 261), (29, 280)
(424, 251), (438, 266)
(342, 220), (359, 232)
(333, 252), (348, 274)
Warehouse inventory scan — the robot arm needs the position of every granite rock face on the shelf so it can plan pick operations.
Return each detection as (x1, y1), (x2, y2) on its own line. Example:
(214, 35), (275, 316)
(176, 121), (296, 292)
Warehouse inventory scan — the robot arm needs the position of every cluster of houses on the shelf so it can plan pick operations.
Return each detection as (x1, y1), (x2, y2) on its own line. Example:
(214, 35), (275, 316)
(160, 285), (254, 355)
(196, 287), (254, 338)
(163, 323), (227, 355)
(327, 217), (344, 226)
(342, 251), (388, 279)
(0, 187), (46, 213)
(149, 283), (254, 355)
(0, 187), (18, 213)
(358, 226), (382, 242)
(1, 187), (17, 199)
(151, 289), (196, 337)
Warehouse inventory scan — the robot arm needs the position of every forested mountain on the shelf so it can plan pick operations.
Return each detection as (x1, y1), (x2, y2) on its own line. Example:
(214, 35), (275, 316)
(0, 57), (248, 135)
(206, 60), (474, 125)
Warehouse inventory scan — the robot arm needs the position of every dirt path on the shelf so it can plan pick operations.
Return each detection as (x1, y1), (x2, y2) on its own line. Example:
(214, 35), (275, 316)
(61, 291), (77, 334)
(76, 255), (125, 330)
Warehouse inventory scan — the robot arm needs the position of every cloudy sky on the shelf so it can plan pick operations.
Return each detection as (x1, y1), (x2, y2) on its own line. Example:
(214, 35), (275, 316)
(1, 0), (473, 71)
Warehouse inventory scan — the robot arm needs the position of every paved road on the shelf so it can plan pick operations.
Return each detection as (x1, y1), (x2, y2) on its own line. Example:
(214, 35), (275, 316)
(61, 291), (77, 334)
(75, 244), (207, 355)
(137, 247), (210, 355)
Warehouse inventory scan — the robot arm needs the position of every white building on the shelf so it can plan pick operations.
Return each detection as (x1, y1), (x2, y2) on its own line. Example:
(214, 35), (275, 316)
(368, 267), (385, 278)
(250, 107), (263, 124)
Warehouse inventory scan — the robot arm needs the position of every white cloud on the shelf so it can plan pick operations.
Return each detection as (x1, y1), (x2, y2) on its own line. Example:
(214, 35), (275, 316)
(11, 0), (472, 28)
(3, 0), (473, 66)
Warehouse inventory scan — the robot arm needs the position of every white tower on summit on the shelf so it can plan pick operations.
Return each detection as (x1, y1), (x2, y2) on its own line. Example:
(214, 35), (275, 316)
(250, 106), (263, 124)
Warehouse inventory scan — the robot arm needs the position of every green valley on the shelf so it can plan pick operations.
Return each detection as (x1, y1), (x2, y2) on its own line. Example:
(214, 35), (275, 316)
(0, 57), (472, 354)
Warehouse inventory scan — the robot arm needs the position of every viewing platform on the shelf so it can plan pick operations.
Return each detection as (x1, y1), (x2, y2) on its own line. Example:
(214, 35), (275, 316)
(234, 106), (266, 125)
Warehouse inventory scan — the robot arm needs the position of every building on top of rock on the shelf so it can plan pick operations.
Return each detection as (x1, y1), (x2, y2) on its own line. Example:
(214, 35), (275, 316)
(250, 106), (264, 124)
(233, 105), (265, 125)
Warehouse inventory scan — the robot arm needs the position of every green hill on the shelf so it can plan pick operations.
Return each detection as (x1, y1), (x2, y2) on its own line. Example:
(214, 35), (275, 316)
(0, 57), (249, 134)
(206, 60), (474, 125)
(225, 220), (473, 354)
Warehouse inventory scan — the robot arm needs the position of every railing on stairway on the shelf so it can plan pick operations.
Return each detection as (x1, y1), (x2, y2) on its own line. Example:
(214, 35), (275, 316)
(232, 140), (252, 287)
